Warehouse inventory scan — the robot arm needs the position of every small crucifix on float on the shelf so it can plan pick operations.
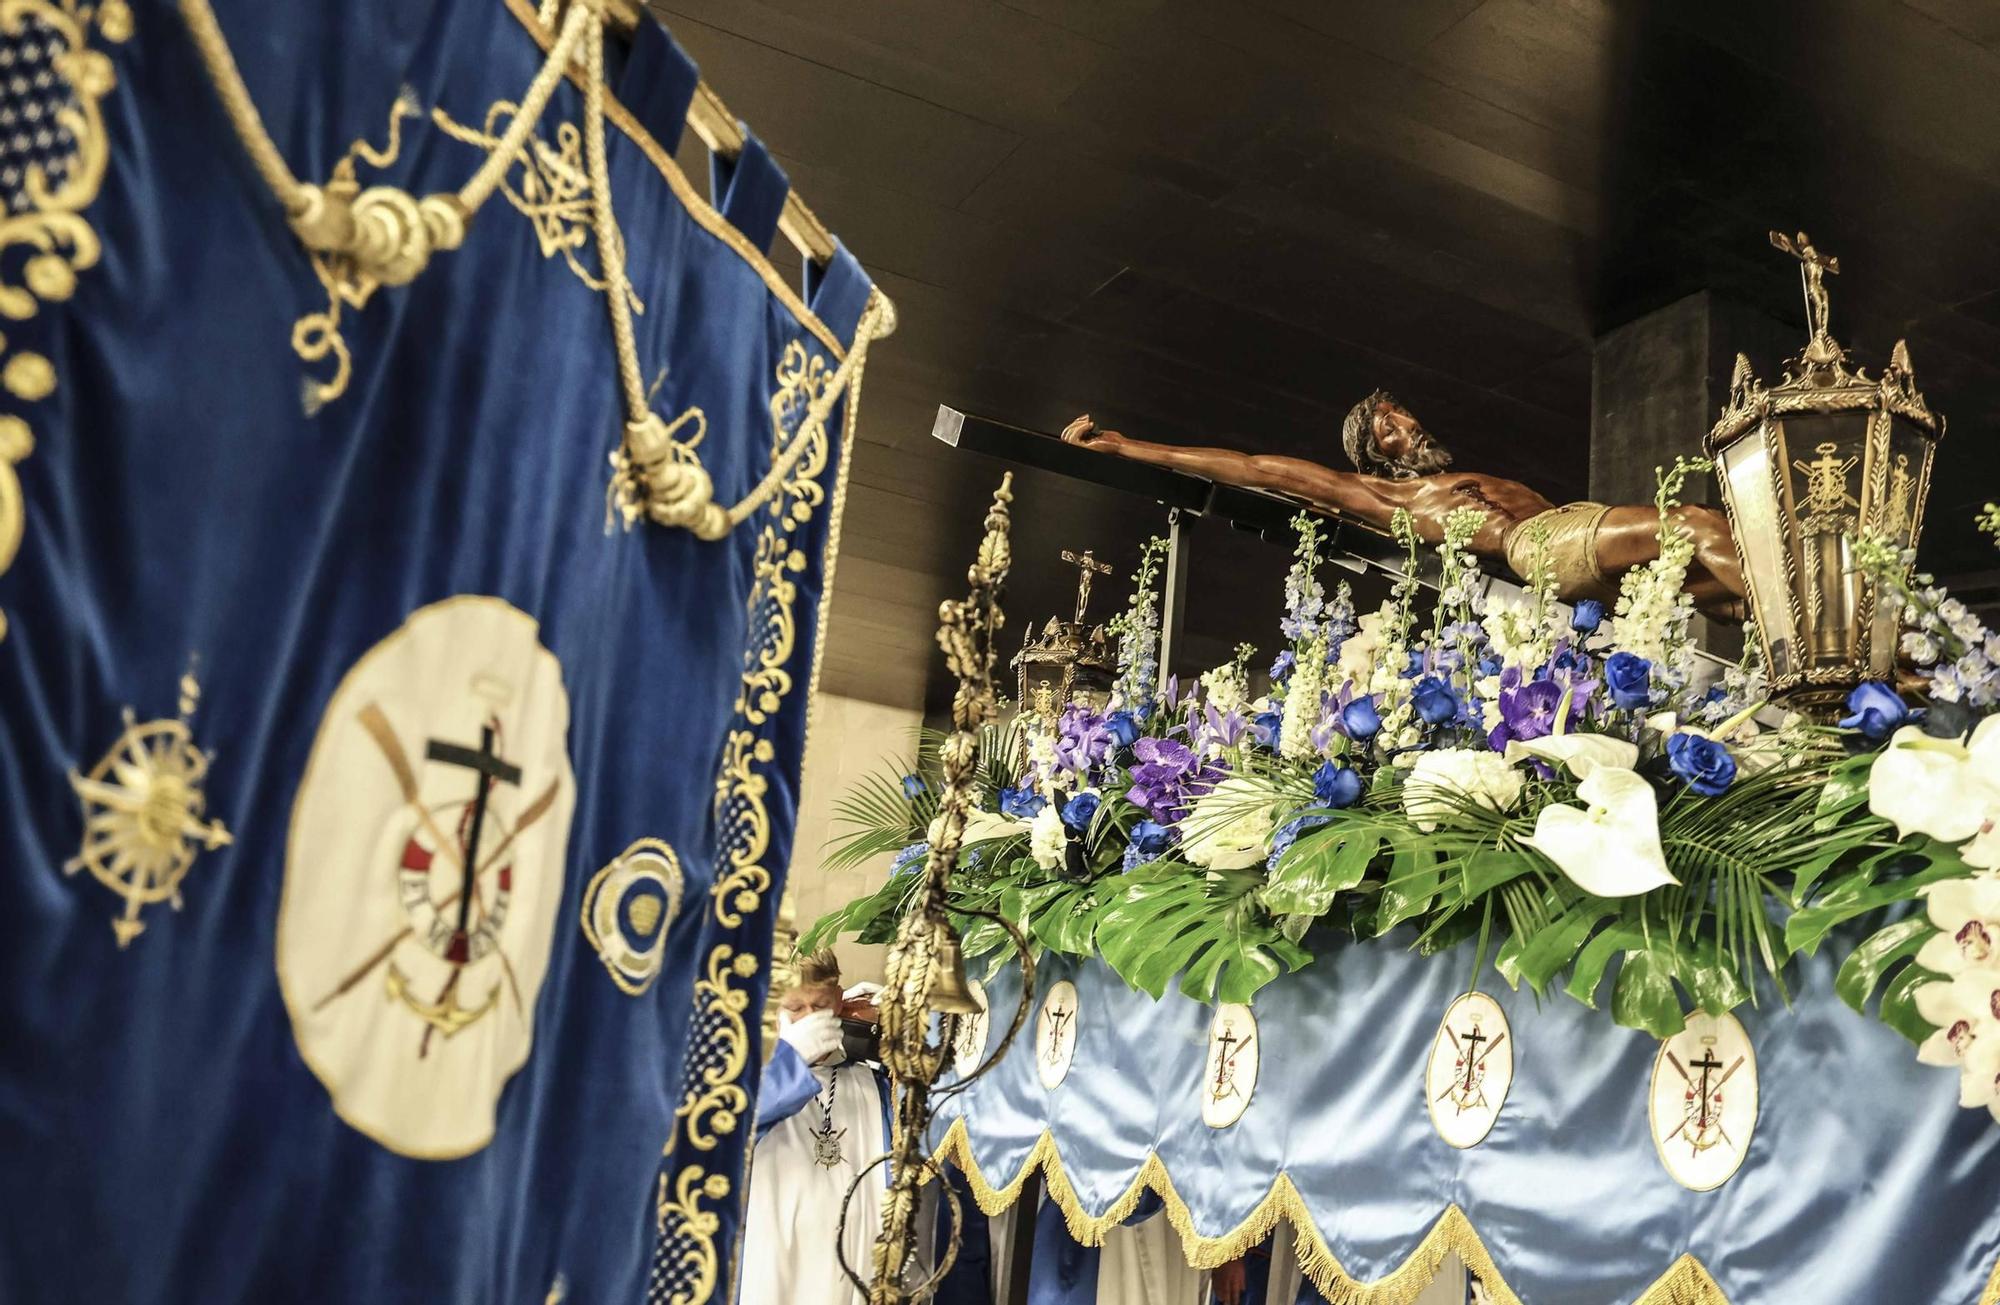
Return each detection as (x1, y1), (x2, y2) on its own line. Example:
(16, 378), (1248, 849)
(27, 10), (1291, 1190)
(1059, 548), (1113, 624)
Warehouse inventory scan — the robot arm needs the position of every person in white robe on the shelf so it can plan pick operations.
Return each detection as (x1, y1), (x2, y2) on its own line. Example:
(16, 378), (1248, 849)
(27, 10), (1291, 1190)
(739, 953), (891, 1305)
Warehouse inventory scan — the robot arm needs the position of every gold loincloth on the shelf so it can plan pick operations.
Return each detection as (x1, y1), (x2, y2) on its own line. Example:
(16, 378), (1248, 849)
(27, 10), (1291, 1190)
(1501, 502), (1616, 599)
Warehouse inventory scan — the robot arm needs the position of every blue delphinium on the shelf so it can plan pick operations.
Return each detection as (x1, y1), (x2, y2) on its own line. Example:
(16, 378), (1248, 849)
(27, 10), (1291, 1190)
(890, 842), (929, 874)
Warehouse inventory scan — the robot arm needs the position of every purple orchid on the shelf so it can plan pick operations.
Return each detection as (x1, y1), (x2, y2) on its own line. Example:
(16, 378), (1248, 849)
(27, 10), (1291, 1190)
(1124, 736), (1218, 824)
(1054, 704), (1112, 774)
(1486, 677), (1586, 750)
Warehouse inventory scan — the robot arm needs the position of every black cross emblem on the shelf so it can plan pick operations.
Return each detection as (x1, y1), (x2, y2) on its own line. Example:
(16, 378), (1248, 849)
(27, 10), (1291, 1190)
(427, 724), (522, 943)
(1691, 1049), (1724, 1127)
(1458, 1026), (1487, 1093)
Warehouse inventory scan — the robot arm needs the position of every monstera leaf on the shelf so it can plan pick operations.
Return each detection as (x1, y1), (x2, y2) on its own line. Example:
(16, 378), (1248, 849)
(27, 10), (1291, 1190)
(1097, 863), (1310, 1005)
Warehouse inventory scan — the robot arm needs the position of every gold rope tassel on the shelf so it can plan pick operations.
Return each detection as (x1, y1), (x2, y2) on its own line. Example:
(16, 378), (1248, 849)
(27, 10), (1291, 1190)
(929, 1120), (1800, 1305)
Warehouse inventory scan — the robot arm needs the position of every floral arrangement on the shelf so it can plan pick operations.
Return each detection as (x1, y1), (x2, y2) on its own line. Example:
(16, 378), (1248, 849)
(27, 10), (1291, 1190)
(805, 473), (2000, 1121)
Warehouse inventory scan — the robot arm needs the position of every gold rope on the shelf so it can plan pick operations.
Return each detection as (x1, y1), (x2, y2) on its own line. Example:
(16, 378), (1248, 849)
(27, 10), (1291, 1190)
(931, 1119), (1774, 1305)
(179, 0), (594, 286)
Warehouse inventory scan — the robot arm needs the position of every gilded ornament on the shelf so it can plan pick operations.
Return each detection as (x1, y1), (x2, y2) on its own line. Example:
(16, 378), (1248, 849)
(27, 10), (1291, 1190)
(65, 666), (231, 947)
(580, 835), (685, 995)
(0, 0), (129, 646)
(4, 350), (56, 401)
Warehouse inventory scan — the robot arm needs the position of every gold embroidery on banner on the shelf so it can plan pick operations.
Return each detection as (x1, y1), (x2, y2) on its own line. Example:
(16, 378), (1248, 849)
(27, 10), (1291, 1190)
(581, 835), (686, 996)
(432, 99), (643, 313)
(0, 0), (131, 644)
(733, 528), (803, 726)
(766, 340), (831, 528)
(290, 88), (422, 415)
(654, 1165), (731, 1305)
(670, 945), (759, 1151)
(64, 664), (231, 947)
(931, 1118), (1751, 1305)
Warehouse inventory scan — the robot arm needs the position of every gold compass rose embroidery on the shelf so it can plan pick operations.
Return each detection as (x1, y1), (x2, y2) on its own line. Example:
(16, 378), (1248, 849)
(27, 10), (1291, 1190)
(65, 668), (231, 946)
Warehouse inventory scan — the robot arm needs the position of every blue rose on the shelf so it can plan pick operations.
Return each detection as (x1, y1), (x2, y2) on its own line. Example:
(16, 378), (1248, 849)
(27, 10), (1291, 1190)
(1411, 675), (1458, 726)
(901, 773), (927, 799)
(1604, 652), (1652, 712)
(1104, 709), (1141, 749)
(1129, 819), (1173, 856)
(1060, 791), (1102, 832)
(1667, 731), (1737, 796)
(1570, 599), (1605, 634)
(1312, 760), (1362, 809)
(1341, 695), (1383, 741)
(1254, 710), (1283, 749)
(1478, 655), (1502, 677)
(1270, 650), (1296, 683)
(1406, 650), (1426, 676)
(999, 784), (1045, 819)
(1839, 681), (1909, 743)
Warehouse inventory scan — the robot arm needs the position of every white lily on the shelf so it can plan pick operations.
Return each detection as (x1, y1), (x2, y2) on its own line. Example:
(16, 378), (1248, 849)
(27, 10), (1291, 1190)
(1869, 720), (2000, 865)
(1521, 767), (1679, 898)
(1504, 732), (1638, 779)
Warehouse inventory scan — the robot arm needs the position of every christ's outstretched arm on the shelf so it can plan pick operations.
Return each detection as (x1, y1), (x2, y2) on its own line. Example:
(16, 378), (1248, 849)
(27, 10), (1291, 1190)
(1060, 415), (1415, 531)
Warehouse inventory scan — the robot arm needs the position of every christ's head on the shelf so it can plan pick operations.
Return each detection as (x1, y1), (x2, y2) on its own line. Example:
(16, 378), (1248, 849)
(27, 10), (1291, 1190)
(778, 950), (843, 1029)
(1341, 391), (1454, 479)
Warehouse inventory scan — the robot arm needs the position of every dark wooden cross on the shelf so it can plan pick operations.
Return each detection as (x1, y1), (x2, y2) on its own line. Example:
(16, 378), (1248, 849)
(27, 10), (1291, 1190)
(427, 724), (522, 943)
(1212, 1027), (1240, 1098)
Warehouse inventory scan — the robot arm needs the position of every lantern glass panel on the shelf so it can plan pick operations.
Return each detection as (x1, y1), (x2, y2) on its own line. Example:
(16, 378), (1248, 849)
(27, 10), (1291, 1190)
(1771, 410), (1872, 677)
(1717, 430), (1797, 681)
(1865, 415), (1936, 674)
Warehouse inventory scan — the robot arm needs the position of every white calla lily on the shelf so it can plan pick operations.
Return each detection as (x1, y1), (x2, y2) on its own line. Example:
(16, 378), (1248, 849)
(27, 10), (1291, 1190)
(1520, 767), (1679, 898)
(1505, 733), (1638, 779)
(1869, 722), (2000, 861)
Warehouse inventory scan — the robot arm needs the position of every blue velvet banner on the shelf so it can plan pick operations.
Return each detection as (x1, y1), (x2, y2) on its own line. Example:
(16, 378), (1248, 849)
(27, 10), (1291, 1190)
(936, 943), (2000, 1303)
(0, 3), (872, 1301)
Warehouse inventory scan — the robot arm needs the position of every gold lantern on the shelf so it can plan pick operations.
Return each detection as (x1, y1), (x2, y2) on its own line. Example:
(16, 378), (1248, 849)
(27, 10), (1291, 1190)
(1012, 548), (1117, 715)
(1705, 232), (1943, 711)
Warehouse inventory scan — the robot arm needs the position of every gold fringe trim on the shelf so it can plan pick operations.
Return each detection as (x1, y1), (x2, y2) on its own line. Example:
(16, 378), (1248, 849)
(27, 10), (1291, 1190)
(1984, 1248), (2000, 1305)
(932, 1118), (1750, 1305)
(1632, 1256), (1728, 1305)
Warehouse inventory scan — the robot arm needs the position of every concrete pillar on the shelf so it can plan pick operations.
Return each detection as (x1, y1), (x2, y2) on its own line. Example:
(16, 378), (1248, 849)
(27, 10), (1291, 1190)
(1590, 292), (1792, 656)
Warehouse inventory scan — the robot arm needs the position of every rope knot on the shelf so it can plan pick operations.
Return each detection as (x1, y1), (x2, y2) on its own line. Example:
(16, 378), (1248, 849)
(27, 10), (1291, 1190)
(608, 413), (728, 540)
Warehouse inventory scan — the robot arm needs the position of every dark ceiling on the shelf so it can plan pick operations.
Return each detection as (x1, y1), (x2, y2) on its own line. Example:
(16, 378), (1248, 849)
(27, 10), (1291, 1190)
(651, 0), (2000, 712)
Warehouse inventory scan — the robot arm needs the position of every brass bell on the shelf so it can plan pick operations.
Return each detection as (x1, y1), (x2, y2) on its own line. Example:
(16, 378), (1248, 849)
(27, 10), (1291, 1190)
(927, 929), (982, 1016)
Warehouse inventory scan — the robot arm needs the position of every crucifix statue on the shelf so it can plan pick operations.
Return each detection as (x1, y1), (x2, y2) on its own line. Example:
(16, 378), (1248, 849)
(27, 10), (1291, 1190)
(1061, 393), (1747, 620)
(1770, 229), (1840, 364)
(1060, 548), (1113, 624)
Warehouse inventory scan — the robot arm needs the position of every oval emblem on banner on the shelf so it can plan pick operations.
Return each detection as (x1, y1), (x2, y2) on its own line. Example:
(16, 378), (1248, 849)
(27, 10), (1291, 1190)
(1650, 1010), (1758, 1191)
(1426, 991), (1513, 1148)
(951, 979), (990, 1079)
(581, 837), (685, 995)
(279, 596), (577, 1159)
(1201, 1003), (1259, 1128)
(1037, 979), (1079, 1089)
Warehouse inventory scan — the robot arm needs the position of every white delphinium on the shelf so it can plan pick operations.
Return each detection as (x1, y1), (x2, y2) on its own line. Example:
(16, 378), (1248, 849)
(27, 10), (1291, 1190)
(1280, 635), (1325, 762)
(1609, 458), (1705, 669)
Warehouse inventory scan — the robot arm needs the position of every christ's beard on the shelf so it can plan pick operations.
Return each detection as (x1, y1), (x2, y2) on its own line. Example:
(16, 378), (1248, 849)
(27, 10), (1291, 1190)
(1391, 432), (1455, 478)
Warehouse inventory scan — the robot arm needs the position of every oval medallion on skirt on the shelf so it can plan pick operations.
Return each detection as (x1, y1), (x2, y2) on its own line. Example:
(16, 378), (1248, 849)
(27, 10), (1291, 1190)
(1650, 1010), (1758, 1191)
(581, 836), (685, 995)
(1201, 1003), (1258, 1128)
(279, 596), (576, 1159)
(1426, 991), (1513, 1148)
(1037, 979), (1079, 1089)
